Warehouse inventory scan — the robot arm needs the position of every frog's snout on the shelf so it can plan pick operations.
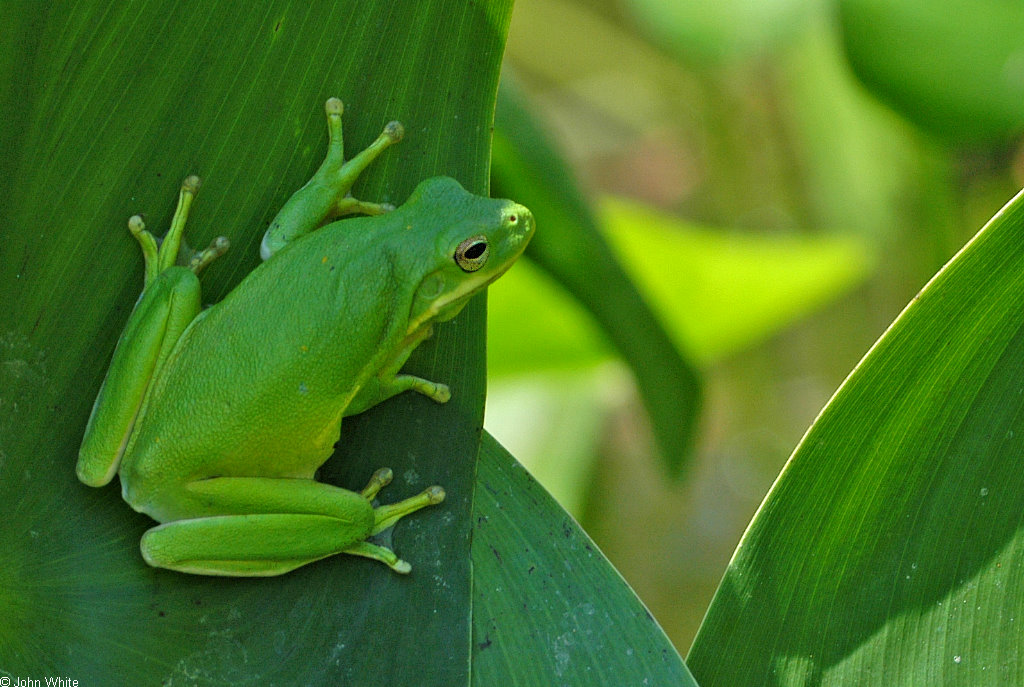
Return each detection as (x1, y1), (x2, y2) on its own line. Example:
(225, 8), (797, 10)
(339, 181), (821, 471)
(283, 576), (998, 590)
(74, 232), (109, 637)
(508, 203), (535, 245)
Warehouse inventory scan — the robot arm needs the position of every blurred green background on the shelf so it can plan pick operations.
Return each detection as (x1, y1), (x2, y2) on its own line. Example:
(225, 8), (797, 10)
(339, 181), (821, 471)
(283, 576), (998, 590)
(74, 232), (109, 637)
(484, 0), (1024, 650)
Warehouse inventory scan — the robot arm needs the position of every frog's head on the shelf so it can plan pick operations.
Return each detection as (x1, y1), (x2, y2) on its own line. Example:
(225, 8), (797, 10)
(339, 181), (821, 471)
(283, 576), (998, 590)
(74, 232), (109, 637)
(404, 177), (534, 335)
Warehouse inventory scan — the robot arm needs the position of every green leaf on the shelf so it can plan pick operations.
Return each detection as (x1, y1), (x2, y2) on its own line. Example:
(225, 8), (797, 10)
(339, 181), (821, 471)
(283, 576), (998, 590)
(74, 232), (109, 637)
(688, 187), (1024, 682)
(471, 432), (696, 685)
(840, 0), (1024, 143)
(492, 77), (702, 478)
(0, 1), (510, 683)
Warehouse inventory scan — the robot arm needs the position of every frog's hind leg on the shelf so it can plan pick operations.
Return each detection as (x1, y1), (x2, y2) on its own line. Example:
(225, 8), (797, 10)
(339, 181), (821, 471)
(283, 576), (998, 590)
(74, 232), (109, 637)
(76, 267), (203, 488)
(139, 472), (444, 577)
(260, 98), (404, 259)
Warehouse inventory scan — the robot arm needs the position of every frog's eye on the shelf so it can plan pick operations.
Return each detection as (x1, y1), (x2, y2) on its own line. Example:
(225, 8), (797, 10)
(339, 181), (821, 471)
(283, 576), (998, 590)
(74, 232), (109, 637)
(455, 236), (489, 272)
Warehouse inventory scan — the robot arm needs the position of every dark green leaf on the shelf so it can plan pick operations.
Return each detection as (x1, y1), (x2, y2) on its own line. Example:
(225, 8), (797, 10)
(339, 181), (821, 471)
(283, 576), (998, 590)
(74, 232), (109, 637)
(471, 432), (696, 685)
(689, 187), (1024, 683)
(0, 1), (510, 683)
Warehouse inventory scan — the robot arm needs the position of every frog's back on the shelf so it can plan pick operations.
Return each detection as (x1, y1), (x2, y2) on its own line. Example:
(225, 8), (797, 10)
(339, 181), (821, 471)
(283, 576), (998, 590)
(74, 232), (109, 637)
(119, 221), (411, 486)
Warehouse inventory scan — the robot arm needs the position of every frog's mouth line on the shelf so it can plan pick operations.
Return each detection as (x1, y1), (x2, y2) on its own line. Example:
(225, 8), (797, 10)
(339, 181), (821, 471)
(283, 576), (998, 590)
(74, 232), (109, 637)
(404, 267), (503, 336)
(404, 248), (528, 337)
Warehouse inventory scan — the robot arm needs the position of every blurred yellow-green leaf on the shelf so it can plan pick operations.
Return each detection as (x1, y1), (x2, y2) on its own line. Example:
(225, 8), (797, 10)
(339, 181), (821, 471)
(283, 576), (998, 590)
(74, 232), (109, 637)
(600, 197), (873, 363)
(488, 196), (874, 378)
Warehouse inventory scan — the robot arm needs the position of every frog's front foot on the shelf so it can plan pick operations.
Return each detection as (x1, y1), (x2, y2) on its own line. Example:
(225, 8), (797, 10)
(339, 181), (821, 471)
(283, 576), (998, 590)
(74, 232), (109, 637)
(260, 98), (405, 260)
(322, 98), (404, 219)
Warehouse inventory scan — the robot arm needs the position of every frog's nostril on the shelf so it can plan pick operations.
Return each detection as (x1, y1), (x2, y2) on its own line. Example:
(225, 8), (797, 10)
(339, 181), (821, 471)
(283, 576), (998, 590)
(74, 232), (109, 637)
(510, 206), (533, 233)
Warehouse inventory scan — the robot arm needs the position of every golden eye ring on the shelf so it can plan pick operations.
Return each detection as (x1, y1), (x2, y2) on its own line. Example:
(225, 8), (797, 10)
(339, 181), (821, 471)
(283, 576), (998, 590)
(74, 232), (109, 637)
(455, 236), (489, 272)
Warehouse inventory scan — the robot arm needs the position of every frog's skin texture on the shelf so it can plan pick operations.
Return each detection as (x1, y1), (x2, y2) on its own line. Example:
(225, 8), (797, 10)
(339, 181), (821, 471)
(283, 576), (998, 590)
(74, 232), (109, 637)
(76, 98), (534, 577)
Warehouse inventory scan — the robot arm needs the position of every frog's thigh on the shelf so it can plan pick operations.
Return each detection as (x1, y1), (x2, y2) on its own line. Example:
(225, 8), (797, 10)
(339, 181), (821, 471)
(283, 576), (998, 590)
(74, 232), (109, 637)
(142, 512), (368, 576)
(141, 477), (375, 576)
(78, 269), (202, 487)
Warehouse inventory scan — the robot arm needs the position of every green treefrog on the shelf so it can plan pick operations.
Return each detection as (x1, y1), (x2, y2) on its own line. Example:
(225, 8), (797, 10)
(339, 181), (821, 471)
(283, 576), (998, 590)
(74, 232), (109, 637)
(76, 97), (534, 577)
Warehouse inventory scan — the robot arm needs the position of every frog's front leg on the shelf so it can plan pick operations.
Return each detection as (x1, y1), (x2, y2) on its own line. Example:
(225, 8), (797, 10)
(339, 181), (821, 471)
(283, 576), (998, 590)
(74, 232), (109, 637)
(260, 98), (404, 260)
(140, 470), (445, 576)
(345, 326), (451, 416)
(346, 374), (452, 417)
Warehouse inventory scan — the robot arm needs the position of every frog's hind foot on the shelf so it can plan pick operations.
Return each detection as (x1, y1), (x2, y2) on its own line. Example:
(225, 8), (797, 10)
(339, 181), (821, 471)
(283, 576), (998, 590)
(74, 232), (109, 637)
(370, 483), (445, 536)
(360, 467), (394, 500)
(188, 235), (231, 274)
(128, 175), (228, 285)
(346, 479), (446, 574)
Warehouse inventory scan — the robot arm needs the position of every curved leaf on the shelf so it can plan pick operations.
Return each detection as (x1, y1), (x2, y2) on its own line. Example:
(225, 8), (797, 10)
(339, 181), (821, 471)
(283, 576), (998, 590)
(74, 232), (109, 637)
(471, 432), (696, 685)
(688, 186), (1024, 682)
(491, 77), (702, 478)
(0, 0), (510, 683)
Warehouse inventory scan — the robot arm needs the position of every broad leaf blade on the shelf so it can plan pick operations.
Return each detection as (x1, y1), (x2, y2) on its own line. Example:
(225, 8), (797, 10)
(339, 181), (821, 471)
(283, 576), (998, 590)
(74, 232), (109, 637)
(471, 432), (696, 685)
(689, 187), (1024, 683)
(0, 1), (511, 683)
